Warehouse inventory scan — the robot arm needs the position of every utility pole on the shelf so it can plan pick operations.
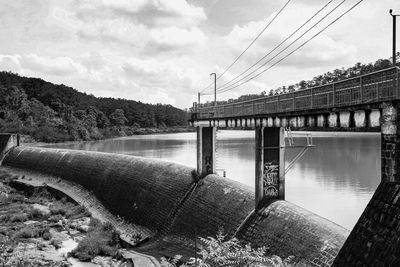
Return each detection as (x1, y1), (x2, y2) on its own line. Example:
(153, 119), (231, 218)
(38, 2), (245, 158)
(390, 9), (399, 66)
(210, 73), (217, 107)
(198, 92), (201, 105)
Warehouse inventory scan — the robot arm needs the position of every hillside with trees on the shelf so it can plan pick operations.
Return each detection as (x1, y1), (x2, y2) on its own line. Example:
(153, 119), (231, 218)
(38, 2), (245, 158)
(0, 72), (188, 142)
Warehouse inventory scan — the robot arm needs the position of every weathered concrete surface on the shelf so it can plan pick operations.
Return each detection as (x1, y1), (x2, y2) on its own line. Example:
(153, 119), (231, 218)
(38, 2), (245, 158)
(354, 110), (366, 128)
(381, 103), (400, 183)
(369, 109), (380, 127)
(3, 146), (195, 240)
(137, 174), (255, 258)
(237, 201), (349, 266)
(2, 146), (349, 264)
(333, 181), (400, 266)
(308, 116), (316, 127)
(317, 115), (325, 127)
(339, 112), (350, 128)
(0, 134), (18, 163)
(328, 113), (337, 128)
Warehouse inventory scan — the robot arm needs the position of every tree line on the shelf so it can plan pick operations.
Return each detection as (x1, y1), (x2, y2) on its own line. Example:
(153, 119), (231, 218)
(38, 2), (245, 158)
(0, 72), (188, 142)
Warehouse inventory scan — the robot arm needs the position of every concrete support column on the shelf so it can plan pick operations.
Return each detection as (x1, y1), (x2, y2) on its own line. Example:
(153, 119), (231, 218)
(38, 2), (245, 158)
(281, 118), (288, 127)
(381, 103), (400, 182)
(274, 117), (281, 127)
(339, 111), (351, 128)
(297, 116), (305, 128)
(262, 118), (268, 127)
(354, 110), (366, 128)
(267, 117), (273, 127)
(255, 127), (285, 210)
(317, 114), (325, 127)
(197, 126), (216, 176)
(369, 109), (381, 127)
(307, 116), (315, 127)
(289, 117), (297, 128)
(328, 112), (338, 127)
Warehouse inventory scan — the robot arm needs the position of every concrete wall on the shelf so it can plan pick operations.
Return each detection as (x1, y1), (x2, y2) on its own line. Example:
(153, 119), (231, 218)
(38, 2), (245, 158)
(0, 134), (18, 163)
(237, 201), (348, 266)
(333, 181), (400, 266)
(2, 146), (349, 265)
(3, 147), (195, 238)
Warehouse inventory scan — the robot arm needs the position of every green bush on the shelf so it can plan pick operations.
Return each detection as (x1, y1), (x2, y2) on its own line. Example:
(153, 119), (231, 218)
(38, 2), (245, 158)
(65, 205), (90, 220)
(161, 230), (294, 267)
(48, 214), (63, 223)
(69, 219), (120, 261)
(10, 213), (28, 223)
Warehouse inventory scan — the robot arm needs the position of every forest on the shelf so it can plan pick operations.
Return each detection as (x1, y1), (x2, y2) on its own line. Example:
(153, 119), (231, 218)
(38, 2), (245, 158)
(0, 72), (188, 142)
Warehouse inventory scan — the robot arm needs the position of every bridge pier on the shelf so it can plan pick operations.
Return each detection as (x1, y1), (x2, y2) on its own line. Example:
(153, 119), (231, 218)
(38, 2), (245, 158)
(381, 103), (400, 182)
(197, 126), (216, 176)
(255, 127), (285, 210)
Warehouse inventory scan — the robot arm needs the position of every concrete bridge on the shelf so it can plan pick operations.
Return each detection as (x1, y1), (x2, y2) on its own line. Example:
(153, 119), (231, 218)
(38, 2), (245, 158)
(188, 66), (400, 208)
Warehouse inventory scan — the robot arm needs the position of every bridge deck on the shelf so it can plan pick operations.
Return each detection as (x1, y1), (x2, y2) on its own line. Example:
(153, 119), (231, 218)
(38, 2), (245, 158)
(190, 67), (400, 121)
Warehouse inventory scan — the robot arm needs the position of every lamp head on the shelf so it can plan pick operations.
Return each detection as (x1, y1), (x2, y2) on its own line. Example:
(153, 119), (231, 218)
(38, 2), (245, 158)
(390, 9), (393, 15)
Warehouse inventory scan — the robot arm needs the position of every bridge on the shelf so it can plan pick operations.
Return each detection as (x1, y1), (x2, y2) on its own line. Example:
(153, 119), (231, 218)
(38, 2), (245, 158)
(188, 66), (400, 209)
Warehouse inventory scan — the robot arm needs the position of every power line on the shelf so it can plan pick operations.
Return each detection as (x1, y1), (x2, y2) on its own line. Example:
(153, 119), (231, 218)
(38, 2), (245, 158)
(199, 0), (292, 94)
(205, 0), (335, 94)
(215, 0), (347, 94)
(217, 0), (363, 94)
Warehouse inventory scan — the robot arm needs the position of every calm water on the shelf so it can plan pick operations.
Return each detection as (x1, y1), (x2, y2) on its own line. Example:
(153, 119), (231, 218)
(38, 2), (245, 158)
(43, 130), (380, 230)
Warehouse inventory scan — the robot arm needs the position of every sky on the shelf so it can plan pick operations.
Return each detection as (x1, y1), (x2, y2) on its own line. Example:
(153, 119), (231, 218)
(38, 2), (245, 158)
(0, 0), (399, 109)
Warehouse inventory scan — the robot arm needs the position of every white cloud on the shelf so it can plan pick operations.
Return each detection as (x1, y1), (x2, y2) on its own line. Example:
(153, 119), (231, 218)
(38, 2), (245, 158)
(0, 0), (399, 108)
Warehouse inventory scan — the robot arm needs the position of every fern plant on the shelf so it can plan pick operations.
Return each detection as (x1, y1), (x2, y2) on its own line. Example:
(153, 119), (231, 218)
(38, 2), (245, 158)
(160, 229), (294, 267)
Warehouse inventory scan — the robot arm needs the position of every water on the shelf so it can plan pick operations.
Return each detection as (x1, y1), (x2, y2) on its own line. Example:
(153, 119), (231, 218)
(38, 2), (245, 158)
(43, 130), (380, 230)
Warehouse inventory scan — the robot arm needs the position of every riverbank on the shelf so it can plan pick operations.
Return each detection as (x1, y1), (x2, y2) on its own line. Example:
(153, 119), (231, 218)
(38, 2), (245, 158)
(0, 169), (159, 266)
(19, 126), (194, 146)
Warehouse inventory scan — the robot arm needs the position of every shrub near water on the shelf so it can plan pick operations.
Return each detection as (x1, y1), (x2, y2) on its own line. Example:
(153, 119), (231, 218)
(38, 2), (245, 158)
(69, 219), (120, 261)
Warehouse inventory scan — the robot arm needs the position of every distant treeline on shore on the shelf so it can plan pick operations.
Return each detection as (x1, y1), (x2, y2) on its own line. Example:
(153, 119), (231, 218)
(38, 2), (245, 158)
(0, 72), (189, 143)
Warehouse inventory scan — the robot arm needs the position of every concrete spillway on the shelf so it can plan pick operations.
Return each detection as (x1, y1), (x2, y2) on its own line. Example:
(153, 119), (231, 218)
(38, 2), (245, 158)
(1, 145), (349, 266)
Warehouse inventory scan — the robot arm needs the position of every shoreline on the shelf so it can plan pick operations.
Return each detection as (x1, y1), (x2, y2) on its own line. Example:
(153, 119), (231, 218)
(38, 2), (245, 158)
(20, 127), (194, 147)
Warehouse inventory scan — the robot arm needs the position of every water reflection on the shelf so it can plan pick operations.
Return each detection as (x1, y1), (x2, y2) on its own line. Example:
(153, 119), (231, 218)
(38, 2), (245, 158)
(43, 131), (380, 230)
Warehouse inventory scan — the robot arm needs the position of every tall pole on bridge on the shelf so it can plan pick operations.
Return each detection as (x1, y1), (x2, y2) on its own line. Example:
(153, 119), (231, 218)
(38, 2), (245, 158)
(390, 9), (399, 66)
(210, 73), (217, 107)
(198, 92), (201, 105)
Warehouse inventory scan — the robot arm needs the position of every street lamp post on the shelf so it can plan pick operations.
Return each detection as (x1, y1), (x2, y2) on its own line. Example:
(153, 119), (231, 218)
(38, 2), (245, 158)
(210, 73), (217, 107)
(390, 9), (399, 66)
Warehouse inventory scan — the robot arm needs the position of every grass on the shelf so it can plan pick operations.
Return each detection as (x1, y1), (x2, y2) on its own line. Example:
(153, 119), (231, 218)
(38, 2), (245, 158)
(13, 224), (50, 239)
(69, 219), (121, 261)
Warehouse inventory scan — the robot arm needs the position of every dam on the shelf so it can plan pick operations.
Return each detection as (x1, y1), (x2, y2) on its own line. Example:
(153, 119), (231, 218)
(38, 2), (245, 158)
(0, 133), (348, 266)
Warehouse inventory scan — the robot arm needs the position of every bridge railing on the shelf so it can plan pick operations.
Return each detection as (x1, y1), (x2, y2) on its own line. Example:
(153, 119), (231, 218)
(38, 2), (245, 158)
(192, 67), (400, 120)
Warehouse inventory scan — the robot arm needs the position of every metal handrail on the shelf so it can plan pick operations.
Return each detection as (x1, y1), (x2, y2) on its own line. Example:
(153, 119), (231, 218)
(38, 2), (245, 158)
(192, 67), (400, 119)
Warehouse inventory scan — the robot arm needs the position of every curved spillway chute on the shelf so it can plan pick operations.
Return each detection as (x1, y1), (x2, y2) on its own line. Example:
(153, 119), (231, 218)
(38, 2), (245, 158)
(1, 146), (349, 265)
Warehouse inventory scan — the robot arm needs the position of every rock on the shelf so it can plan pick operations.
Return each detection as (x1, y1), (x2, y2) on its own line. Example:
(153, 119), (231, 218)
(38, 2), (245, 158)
(24, 220), (39, 225)
(32, 203), (50, 215)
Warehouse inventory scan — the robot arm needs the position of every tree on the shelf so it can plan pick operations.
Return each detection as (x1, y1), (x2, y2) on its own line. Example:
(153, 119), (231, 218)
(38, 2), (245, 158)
(109, 109), (128, 126)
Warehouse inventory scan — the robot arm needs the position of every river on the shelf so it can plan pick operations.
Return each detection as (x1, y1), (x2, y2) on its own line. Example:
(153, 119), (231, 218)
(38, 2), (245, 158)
(43, 130), (380, 230)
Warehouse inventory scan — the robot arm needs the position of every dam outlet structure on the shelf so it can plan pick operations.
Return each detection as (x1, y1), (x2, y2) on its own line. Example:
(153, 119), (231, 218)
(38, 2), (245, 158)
(0, 134), (348, 266)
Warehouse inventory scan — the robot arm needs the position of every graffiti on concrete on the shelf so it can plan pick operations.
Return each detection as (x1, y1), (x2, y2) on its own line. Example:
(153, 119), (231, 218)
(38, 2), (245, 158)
(263, 162), (279, 197)
(205, 156), (212, 173)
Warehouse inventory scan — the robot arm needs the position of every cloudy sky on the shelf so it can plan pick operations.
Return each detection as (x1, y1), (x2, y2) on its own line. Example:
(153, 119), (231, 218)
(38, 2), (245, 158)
(0, 0), (399, 109)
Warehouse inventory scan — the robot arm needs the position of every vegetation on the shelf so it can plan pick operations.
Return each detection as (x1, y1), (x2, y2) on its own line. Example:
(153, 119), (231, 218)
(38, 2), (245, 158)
(0, 71), (189, 142)
(199, 53), (400, 106)
(69, 219), (121, 261)
(161, 230), (293, 267)
(0, 169), (129, 266)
